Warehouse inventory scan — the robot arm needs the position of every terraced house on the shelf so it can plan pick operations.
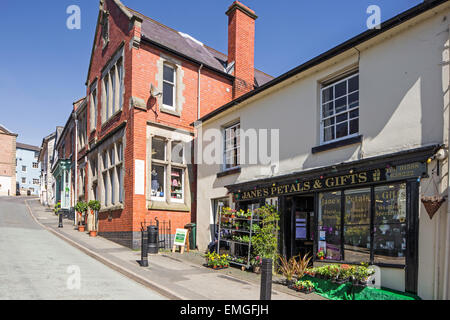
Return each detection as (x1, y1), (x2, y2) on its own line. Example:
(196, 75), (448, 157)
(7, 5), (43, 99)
(74, 0), (272, 248)
(195, 0), (450, 299)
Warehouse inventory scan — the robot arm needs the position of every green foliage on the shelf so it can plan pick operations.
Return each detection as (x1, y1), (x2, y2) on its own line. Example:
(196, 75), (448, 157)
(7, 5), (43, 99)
(311, 263), (375, 282)
(251, 205), (280, 261)
(88, 200), (101, 211)
(277, 255), (298, 281)
(53, 202), (61, 214)
(75, 201), (88, 213)
(204, 252), (230, 268)
(294, 279), (315, 290)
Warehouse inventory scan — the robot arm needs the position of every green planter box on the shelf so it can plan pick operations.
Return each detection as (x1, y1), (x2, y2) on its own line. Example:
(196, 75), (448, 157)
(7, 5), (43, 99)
(302, 275), (420, 300)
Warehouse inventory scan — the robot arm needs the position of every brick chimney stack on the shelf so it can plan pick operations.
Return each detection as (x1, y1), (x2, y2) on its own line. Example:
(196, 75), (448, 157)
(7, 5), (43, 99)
(226, 1), (257, 99)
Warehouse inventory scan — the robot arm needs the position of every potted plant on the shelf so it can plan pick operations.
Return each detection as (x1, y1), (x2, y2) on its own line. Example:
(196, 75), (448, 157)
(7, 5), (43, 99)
(293, 280), (315, 293)
(87, 200), (101, 237)
(277, 255), (298, 286)
(317, 250), (325, 260)
(53, 202), (61, 216)
(353, 263), (375, 287)
(251, 256), (262, 274)
(74, 201), (88, 232)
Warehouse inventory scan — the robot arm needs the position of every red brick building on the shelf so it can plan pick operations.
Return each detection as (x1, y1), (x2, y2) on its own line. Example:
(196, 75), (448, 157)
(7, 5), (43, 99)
(75, 0), (272, 248)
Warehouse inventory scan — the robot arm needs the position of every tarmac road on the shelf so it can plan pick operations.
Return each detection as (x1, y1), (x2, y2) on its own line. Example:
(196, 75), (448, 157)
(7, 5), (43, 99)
(0, 196), (166, 300)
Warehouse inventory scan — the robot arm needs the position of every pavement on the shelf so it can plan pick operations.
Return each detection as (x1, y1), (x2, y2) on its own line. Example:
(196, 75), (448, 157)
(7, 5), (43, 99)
(0, 196), (165, 300)
(22, 197), (326, 300)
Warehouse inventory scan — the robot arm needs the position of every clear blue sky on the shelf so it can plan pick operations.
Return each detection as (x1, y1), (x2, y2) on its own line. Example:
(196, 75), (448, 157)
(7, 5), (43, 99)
(0, 0), (422, 147)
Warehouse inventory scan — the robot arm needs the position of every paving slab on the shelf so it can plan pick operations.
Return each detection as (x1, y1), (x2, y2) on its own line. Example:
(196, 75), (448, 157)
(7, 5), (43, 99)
(26, 198), (326, 300)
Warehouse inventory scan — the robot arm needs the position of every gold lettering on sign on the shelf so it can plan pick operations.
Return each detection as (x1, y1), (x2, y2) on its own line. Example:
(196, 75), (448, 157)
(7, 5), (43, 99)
(325, 178), (335, 188)
(313, 180), (322, 189)
(358, 172), (368, 183)
(303, 181), (311, 191)
(271, 187), (277, 195)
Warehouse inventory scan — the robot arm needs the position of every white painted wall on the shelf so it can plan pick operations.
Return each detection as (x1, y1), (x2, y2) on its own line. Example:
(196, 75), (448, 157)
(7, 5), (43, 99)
(0, 176), (12, 196)
(197, 3), (450, 299)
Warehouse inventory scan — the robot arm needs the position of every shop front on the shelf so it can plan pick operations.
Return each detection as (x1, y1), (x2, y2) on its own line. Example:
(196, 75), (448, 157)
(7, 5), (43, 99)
(227, 145), (440, 294)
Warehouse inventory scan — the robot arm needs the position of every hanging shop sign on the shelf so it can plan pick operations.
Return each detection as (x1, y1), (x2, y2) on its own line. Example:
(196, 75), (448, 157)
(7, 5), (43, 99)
(234, 161), (427, 201)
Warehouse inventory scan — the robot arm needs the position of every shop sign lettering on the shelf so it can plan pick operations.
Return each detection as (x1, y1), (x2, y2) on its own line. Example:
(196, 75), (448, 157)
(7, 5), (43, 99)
(235, 162), (426, 201)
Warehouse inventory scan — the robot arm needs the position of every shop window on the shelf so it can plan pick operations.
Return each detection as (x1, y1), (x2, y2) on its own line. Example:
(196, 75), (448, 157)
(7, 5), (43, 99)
(152, 137), (166, 161)
(224, 123), (240, 170)
(318, 191), (342, 260)
(317, 182), (407, 266)
(151, 164), (165, 200)
(374, 183), (407, 265)
(150, 137), (186, 204)
(321, 73), (359, 144)
(170, 167), (184, 203)
(171, 141), (184, 164)
(344, 188), (371, 263)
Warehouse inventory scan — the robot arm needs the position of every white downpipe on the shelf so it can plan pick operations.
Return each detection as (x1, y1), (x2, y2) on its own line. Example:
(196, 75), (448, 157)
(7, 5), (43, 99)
(434, 209), (440, 299)
(443, 25), (450, 301)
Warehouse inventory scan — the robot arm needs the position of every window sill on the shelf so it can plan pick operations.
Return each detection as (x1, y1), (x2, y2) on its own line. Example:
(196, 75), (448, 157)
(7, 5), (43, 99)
(314, 259), (405, 269)
(148, 201), (190, 212)
(217, 167), (241, 178)
(99, 203), (124, 213)
(101, 109), (123, 130)
(160, 105), (181, 117)
(312, 135), (363, 154)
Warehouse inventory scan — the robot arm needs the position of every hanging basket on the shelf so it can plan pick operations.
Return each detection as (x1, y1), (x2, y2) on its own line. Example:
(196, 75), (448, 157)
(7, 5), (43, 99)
(421, 195), (445, 219)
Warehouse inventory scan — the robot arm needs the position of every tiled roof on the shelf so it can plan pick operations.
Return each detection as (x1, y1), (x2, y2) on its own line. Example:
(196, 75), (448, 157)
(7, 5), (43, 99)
(16, 142), (41, 152)
(0, 124), (17, 135)
(127, 7), (274, 87)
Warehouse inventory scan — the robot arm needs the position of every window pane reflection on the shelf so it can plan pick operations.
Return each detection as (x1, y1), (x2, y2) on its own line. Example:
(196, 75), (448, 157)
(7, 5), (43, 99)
(318, 192), (342, 260)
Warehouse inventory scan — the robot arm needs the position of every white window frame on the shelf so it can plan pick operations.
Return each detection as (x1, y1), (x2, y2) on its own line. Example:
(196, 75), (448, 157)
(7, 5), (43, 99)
(162, 64), (176, 110)
(100, 139), (124, 207)
(151, 164), (167, 202)
(170, 167), (184, 203)
(101, 47), (124, 124)
(320, 72), (359, 145)
(223, 122), (240, 171)
(90, 82), (98, 132)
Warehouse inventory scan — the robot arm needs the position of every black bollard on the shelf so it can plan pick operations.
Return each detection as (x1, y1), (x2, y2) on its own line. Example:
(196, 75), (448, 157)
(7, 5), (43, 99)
(147, 225), (159, 254)
(260, 258), (272, 300)
(58, 212), (63, 228)
(140, 229), (149, 267)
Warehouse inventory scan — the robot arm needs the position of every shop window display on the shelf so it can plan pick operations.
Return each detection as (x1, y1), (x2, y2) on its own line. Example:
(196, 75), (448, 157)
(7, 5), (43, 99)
(317, 183), (407, 266)
(344, 188), (371, 263)
(374, 183), (407, 265)
(318, 192), (342, 260)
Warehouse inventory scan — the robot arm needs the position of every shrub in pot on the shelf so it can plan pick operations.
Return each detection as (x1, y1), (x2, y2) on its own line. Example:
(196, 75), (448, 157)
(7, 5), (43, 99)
(74, 201), (88, 232)
(87, 200), (101, 237)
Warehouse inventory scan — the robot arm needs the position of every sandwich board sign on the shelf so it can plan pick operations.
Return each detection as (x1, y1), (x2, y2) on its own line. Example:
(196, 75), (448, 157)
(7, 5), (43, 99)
(173, 228), (188, 254)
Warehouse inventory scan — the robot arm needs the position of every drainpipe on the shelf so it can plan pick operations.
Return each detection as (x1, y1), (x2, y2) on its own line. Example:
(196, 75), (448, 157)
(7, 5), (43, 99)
(443, 25), (450, 301)
(197, 64), (203, 120)
(434, 202), (440, 299)
(73, 112), (78, 227)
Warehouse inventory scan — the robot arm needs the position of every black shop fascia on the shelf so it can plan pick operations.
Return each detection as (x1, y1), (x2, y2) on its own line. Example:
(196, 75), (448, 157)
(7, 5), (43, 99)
(225, 144), (441, 294)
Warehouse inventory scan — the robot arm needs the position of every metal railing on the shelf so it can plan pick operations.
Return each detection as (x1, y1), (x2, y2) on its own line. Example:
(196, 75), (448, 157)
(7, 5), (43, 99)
(141, 218), (173, 250)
